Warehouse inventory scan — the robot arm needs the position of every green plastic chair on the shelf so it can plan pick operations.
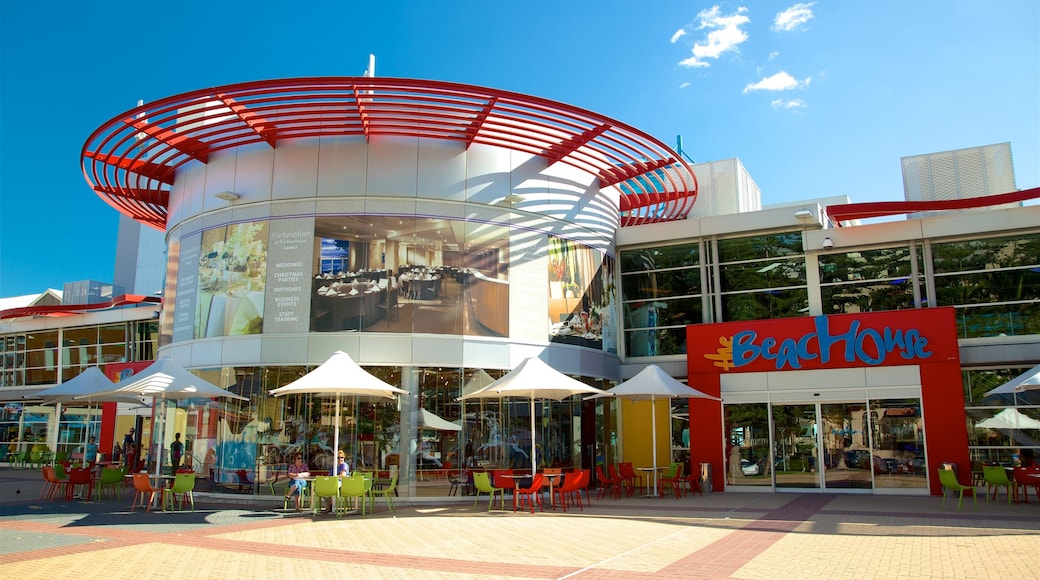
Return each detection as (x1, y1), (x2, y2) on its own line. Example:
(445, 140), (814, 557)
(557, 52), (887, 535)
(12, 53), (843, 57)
(312, 475), (342, 516)
(379, 469), (399, 513)
(96, 467), (125, 501)
(472, 471), (505, 511)
(938, 467), (977, 510)
(339, 474), (368, 515)
(163, 473), (196, 512)
(982, 465), (1015, 504)
(30, 449), (46, 469)
(15, 449), (31, 469)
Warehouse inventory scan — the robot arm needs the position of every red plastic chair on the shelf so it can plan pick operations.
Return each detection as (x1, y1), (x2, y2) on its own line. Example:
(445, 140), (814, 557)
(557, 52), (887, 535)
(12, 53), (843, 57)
(555, 469), (589, 512)
(595, 464), (620, 499)
(64, 467), (93, 501)
(492, 469), (515, 501)
(1012, 467), (1040, 503)
(609, 464), (634, 497)
(513, 473), (545, 513)
(618, 462), (643, 495)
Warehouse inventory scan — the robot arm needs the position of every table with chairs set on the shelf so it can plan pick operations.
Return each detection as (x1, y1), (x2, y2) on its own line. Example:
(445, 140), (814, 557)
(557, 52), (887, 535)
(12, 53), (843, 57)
(469, 467), (594, 513)
(294, 469), (399, 517)
(938, 463), (1040, 510)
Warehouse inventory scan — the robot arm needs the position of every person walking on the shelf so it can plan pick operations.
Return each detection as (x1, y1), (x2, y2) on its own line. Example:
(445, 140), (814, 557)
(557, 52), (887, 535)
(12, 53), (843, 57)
(170, 433), (184, 474)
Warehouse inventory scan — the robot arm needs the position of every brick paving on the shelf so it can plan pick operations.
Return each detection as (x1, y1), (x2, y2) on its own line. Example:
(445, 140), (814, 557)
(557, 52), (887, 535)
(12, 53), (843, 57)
(1, 468), (1036, 579)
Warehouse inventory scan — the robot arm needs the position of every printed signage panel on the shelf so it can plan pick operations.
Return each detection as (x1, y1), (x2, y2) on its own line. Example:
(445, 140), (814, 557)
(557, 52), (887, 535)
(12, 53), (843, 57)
(687, 308), (959, 374)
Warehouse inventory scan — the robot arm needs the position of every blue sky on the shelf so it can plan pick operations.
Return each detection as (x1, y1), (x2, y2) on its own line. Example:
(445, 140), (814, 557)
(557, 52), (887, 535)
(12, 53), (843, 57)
(1, 1), (1037, 297)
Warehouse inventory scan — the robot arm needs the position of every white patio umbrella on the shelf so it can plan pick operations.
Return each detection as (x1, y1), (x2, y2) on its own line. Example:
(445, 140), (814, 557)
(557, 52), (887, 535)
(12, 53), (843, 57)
(30, 366), (143, 467)
(80, 357), (247, 491)
(458, 357), (608, 476)
(418, 408), (462, 432)
(983, 363), (1040, 396)
(586, 365), (719, 495)
(269, 351), (406, 470)
(976, 407), (1040, 430)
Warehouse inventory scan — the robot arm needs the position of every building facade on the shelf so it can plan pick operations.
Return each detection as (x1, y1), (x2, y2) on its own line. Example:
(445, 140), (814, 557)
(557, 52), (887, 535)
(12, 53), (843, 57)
(3, 76), (1038, 498)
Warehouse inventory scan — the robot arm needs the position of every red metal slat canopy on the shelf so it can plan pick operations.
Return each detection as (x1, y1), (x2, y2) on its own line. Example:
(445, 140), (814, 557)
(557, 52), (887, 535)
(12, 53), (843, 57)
(826, 187), (1040, 225)
(82, 77), (698, 230)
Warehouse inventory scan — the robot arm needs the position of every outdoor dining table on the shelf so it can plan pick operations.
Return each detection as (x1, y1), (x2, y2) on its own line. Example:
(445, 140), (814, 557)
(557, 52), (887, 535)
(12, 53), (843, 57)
(503, 472), (562, 509)
(637, 466), (667, 497)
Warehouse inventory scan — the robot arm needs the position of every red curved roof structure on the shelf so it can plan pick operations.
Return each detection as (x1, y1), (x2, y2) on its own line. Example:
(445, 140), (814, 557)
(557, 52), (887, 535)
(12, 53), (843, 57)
(826, 186), (1040, 225)
(82, 77), (697, 230)
(0, 294), (161, 321)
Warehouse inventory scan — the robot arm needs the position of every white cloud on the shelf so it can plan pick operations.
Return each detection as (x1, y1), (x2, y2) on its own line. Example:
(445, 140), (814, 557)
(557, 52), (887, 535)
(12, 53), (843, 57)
(768, 51), (780, 61)
(771, 98), (807, 109)
(670, 29), (687, 44)
(743, 71), (811, 93)
(773, 3), (815, 32)
(677, 6), (750, 68)
(679, 82), (691, 89)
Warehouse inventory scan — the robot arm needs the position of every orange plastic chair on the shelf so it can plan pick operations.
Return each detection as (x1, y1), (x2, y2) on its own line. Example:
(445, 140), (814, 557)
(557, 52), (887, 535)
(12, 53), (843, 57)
(513, 473), (545, 513)
(40, 466), (63, 501)
(130, 473), (163, 512)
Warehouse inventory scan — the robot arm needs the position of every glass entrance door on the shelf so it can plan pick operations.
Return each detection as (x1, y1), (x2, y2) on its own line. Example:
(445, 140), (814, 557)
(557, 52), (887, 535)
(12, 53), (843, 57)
(820, 402), (873, 489)
(771, 404), (820, 489)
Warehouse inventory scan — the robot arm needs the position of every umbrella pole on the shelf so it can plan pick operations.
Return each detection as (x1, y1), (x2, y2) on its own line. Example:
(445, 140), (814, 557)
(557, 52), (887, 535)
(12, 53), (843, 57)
(333, 393), (341, 472)
(152, 397), (164, 508)
(650, 395), (658, 496)
(530, 397), (536, 477)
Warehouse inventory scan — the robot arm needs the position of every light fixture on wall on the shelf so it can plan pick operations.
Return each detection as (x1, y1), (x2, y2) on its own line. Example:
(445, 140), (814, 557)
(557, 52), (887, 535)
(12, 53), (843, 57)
(794, 209), (814, 220)
(499, 194), (525, 207)
(215, 191), (240, 202)
(822, 237), (834, 249)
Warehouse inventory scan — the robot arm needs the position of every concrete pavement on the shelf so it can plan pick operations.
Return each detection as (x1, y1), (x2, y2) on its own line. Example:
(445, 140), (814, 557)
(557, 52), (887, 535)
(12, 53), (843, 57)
(1, 467), (1036, 579)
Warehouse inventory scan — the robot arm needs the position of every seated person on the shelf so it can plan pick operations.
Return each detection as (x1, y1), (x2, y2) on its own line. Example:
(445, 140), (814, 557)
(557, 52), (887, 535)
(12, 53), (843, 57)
(286, 453), (311, 510)
(324, 450), (350, 512)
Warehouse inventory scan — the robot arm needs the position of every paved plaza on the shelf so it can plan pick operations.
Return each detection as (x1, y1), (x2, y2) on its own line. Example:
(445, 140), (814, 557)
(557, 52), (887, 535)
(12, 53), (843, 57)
(1, 468), (1036, 579)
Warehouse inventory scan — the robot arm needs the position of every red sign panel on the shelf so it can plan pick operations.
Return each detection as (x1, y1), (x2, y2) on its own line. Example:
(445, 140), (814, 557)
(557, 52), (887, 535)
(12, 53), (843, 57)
(687, 308), (959, 374)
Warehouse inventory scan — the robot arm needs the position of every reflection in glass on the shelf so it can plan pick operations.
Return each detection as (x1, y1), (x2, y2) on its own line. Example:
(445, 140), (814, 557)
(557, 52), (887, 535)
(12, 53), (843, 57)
(869, 399), (926, 489)
(719, 258), (807, 292)
(821, 279), (917, 314)
(772, 404), (820, 489)
(721, 288), (809, 321)
(725, 403), (771, 487)
(717, 232), (803, 262)
(820, 403), (872, 489)
(619, 243), (699, 271)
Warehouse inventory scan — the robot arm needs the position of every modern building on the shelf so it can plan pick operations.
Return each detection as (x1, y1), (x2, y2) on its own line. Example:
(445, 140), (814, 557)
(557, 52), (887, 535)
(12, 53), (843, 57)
(2, 76), (1038, 498)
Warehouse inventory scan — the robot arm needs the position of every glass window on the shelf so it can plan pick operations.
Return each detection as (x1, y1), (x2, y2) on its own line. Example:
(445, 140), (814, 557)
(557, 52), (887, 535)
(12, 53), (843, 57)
(619, 243), (699, 271)
(719, 258), (806, 292)
(821, 279), (917, 314)
(621, 270), (700, 301)
(717, 232), (803, 262)
(624, 326), (687, 357)
(931, 233), (1040, 274)
(721, 288), (809, 321)
(819, 246), (917, 283)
